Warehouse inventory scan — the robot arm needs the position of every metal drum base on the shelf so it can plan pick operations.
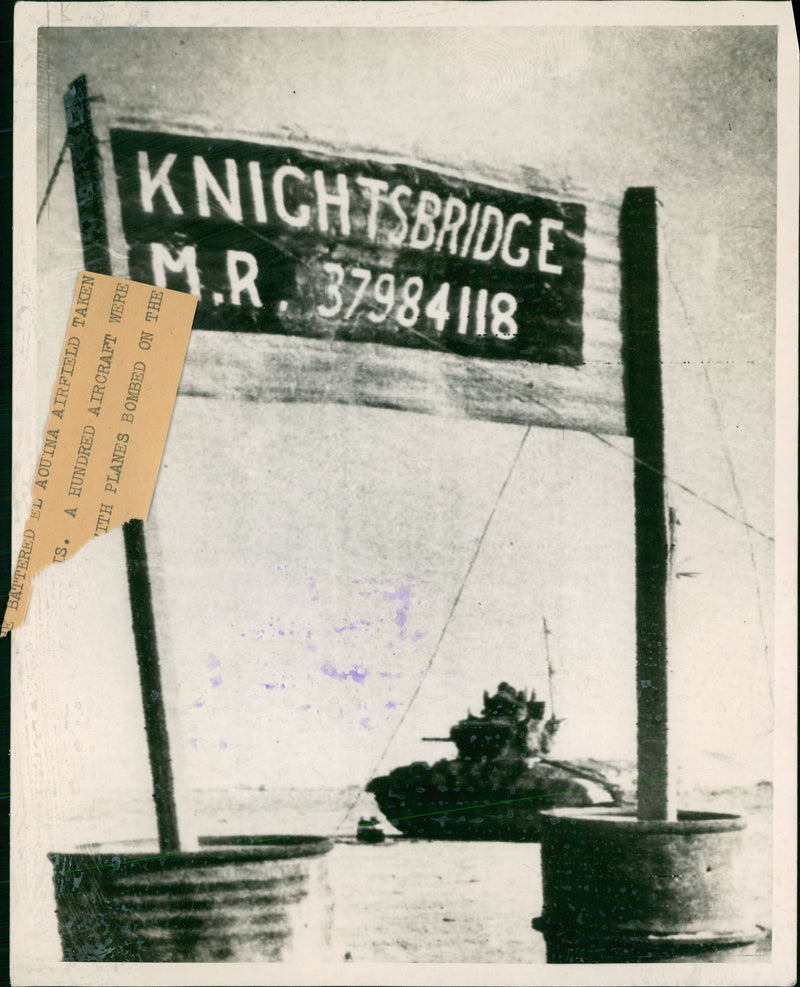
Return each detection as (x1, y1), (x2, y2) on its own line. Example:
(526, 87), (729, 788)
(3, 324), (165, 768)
(534, 808), (768, 964)
(49, 835), (332, 962)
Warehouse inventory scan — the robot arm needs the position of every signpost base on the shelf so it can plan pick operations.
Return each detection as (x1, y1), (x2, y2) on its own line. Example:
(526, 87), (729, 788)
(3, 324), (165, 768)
(533, 808), (767, 963)
(49, 836), (333, 963)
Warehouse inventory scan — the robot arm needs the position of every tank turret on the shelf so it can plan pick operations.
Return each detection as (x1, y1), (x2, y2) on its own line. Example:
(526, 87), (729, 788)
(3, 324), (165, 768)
(449, 683), (558, 759)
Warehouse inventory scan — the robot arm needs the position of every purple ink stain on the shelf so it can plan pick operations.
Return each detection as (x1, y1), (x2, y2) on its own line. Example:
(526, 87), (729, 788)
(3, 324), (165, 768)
(383, 582), (414, 634)
(207, 654), (220, 670)
(262, 683), (276, 690)
(334, 619), (369, 633)
(385, 700), (401, 709)
(321, 660), (368, 683)
(189, 738), (198, 748)
(192, 699), (205, 708)
(210, 674), (222, 688)
(359, 716), (372, 730)
(219, 740), (227, 749)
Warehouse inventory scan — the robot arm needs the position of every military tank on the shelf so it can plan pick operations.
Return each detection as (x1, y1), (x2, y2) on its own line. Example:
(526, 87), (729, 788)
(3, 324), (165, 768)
(366, 682), (627, 841)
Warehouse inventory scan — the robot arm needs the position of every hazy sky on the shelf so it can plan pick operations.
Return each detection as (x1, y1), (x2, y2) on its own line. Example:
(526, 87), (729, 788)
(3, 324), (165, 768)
(25, 20), (780, 828)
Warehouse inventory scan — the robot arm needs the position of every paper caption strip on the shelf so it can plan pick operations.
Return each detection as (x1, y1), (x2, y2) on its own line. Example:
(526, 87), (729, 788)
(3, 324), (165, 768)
(2, 272), (197, 635)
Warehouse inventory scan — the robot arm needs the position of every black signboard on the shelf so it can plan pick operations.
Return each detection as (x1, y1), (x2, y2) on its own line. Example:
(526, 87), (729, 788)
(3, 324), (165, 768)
(111, 130), (586, 367)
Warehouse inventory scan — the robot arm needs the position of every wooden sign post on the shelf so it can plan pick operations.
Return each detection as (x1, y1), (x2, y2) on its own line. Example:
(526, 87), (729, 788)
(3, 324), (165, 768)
(619, 187), (676, 822)
(64, 75), (184, 855)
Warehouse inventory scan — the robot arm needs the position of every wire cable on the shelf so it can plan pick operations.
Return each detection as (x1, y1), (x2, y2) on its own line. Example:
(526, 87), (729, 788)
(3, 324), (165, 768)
(333, 424), (532, 834)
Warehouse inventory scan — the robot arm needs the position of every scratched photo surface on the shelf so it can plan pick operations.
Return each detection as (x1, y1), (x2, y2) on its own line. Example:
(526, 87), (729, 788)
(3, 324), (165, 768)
(14, 14), (783, 982)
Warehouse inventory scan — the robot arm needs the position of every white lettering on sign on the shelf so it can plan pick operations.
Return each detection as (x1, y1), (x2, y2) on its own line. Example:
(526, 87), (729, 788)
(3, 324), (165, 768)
(248, 161), (268, 223)
(138, 151), (183, 215)
(435, 196), (467, 254)
(501, 213), (531, 268)
(473, 205), (504, 262)
(538, 218), (564, 275)
(355, 176), (388, 241)
(314, 263), (518, 340)
(151, 243), (201, 296)
(133, 151), (569, 276)
(408, 190), (442, 250)
(459, 203), (482, 259)
(387, 184), (412, 247)
(273, 165), (310, 228)
(226, 251), (262, 307)
(193, 156), (242, 222)
(313, 169), (351, 236)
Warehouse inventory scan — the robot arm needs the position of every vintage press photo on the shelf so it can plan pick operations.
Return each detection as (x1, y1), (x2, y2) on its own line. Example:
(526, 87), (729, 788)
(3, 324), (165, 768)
(11, 3), (797, 984)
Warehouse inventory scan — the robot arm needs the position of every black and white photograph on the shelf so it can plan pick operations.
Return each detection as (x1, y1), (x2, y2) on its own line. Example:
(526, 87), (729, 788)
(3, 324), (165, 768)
(10, 2), (797, 983)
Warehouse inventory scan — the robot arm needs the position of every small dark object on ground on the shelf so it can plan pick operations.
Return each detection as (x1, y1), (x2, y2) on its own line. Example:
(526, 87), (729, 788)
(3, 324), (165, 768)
(356, 816), (386, 843)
